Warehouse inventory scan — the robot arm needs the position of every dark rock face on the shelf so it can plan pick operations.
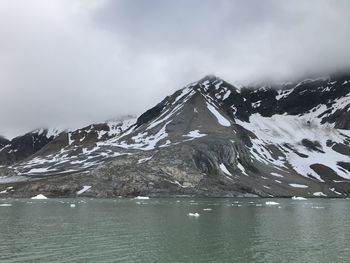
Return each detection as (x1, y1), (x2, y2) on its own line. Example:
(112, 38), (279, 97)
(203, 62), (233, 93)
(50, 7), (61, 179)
(136, 101), (166, 127)
(0, 130), (60, 165)
(301, 139), (324, 153)
(0, 73), (349, 198)
(0, 136), (9, 148)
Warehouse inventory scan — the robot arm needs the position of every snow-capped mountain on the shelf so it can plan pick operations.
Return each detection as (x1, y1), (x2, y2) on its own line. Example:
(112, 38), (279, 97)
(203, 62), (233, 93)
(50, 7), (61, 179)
(0, 128), (62, 166)
(0, 74), (349, 198)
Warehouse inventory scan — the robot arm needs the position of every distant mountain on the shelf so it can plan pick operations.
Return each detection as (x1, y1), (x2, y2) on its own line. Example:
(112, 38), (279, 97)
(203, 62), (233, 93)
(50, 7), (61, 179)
(0, 136), (9, 148)
(0, 129), (61, 165)
(0, 74), (349, 198)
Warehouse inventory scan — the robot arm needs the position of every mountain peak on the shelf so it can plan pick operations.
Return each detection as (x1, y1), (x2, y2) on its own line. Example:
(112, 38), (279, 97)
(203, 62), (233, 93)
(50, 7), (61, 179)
(197, 74), (223, 85)
(0, 74), (350, 198)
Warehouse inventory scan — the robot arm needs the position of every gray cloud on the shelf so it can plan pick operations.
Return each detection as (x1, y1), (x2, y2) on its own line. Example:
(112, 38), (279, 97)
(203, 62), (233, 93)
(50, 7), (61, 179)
(0, 0), (350, 138)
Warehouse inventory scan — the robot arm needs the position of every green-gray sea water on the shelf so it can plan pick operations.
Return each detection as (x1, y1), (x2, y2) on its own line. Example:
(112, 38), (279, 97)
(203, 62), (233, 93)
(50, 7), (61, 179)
(0, 198), (349, 262)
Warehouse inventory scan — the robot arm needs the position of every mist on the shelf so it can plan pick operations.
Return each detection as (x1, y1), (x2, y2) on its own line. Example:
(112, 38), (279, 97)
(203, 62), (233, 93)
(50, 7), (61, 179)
(1, 0), (350, 138)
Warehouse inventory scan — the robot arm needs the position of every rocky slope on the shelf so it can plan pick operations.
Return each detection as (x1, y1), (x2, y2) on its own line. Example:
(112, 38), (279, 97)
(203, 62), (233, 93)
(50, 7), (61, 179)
(0, 74), (349, 198)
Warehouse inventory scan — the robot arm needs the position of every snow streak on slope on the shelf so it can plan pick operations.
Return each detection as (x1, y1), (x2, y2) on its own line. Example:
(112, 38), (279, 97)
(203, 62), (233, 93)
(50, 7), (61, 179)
(117, 121), (171, 150)
(206, 102), (231, 127)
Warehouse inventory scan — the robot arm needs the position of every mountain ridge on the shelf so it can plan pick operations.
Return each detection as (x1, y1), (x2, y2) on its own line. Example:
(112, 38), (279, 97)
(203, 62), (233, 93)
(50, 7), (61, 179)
(0, 73), (349, 198)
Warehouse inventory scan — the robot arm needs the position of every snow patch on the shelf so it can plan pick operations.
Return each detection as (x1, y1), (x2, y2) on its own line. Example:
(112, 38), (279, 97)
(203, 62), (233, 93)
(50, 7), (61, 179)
(271, 173), (284, 178)
(219, 163), (232, 176)
(237, 162), (248, 176)
(289, 184), (309, 188)
(206, 102), (231, 127)
(222, 90), (231, 100)
(138, 156), (153, 164)
(183, 130), (207, 138)
(77, 186), (91, 195)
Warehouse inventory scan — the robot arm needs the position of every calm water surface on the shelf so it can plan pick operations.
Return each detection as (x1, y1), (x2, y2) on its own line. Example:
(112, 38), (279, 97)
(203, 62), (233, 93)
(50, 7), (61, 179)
(0, 198), (349, 263)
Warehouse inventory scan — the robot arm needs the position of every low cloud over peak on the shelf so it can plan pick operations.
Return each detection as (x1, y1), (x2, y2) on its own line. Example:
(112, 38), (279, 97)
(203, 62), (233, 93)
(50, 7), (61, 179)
(1, 0), (350, 138)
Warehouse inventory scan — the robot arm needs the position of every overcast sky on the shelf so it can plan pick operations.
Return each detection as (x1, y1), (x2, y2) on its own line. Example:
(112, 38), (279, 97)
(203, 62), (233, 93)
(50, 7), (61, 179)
(1, 0), (350, 138)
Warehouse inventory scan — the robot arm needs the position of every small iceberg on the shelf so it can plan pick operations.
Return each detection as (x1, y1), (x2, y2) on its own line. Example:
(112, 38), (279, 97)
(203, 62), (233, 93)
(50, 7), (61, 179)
(313, 192), (327, 197)
(31, 194), (48, 200)
(311, 206), (325, 209)
(70, 204), (76, 208)
(134, 196), (149, 200)
(265, 201), (279, 206)
(203, 208), (212, 211)
(0, 203), (12, 207)
(188, 212), (200, 217)
(292, 196), (307, 200)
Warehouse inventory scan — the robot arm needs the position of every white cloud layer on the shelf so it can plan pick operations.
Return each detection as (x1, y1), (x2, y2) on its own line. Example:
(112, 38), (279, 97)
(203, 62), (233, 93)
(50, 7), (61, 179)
(0, 0), (350, 138)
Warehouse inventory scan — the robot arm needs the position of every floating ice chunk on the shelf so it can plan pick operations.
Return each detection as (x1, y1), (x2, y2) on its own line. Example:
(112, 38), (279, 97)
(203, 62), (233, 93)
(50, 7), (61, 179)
(31, 194), (48, 199)
(289, 184), (308, 188)
(292, 196), (307, 200)
(188, 212), (200, 217)
(313, 192), (327, 197)
(0, 204), (12, 207)
(134, 196), (150, 200)
(203, 208), (212, 211)
(77, 186), (91, 195)
(70, 204), (76, 208)
(265, 201), (279, 206)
